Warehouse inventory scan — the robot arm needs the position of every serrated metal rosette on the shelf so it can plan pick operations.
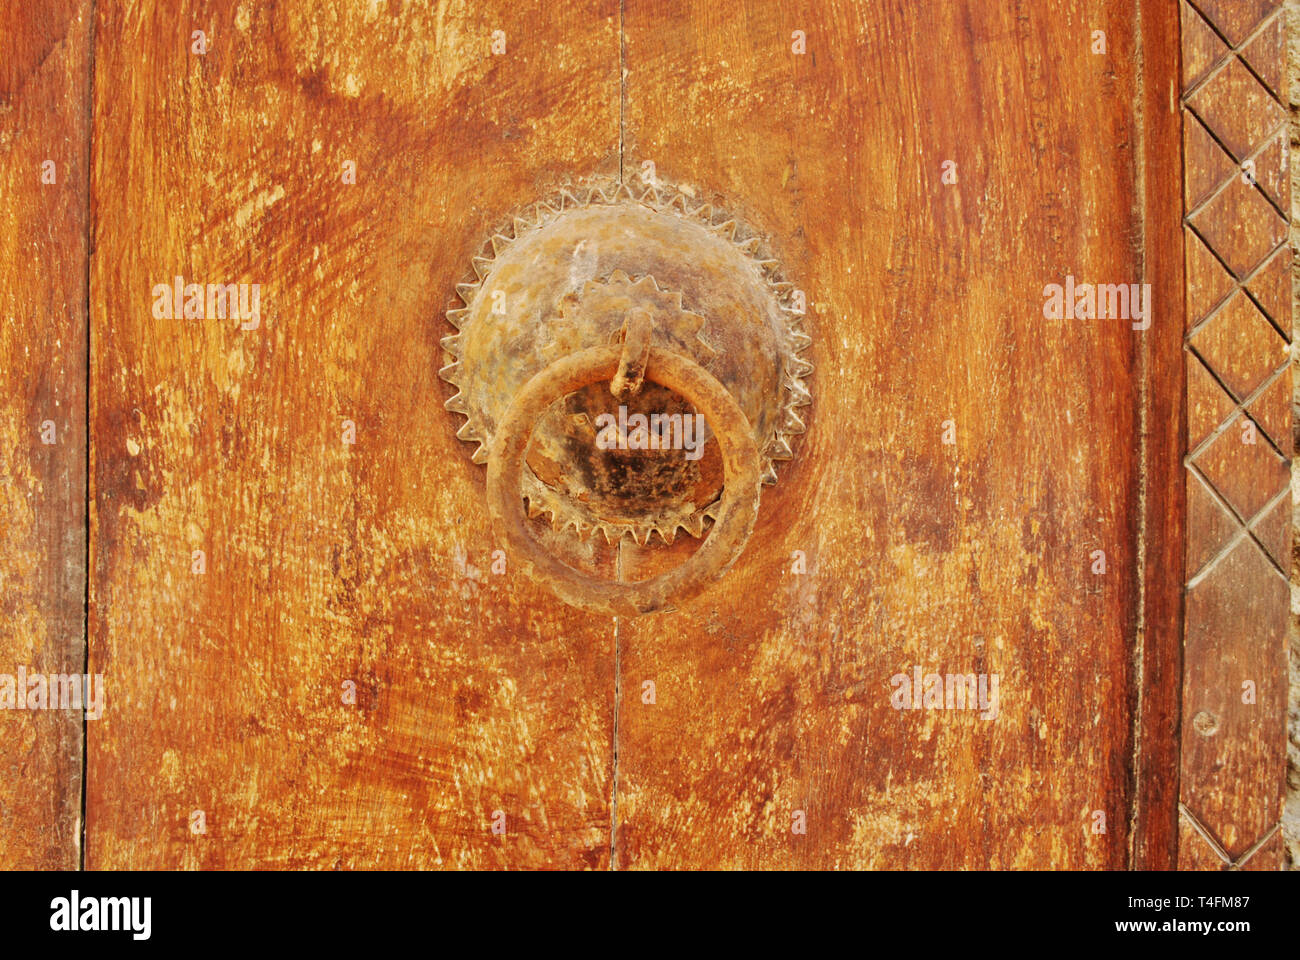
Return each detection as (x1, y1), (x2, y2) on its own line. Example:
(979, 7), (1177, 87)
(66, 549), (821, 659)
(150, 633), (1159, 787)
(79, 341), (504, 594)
(439, 173), (812, 546)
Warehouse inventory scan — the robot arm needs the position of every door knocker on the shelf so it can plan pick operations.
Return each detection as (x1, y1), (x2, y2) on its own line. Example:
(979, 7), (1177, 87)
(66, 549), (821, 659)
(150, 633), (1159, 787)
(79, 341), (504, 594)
(439, 174), (812, 616)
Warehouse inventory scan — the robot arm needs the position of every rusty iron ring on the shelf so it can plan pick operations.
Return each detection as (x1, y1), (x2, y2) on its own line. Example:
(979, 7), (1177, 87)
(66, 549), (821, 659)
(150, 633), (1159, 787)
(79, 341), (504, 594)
(486, 344), (762, 617)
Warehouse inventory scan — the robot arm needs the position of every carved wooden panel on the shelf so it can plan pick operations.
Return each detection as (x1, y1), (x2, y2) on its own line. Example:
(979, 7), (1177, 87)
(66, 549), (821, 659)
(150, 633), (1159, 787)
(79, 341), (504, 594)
(1179, 0), (1291, 871)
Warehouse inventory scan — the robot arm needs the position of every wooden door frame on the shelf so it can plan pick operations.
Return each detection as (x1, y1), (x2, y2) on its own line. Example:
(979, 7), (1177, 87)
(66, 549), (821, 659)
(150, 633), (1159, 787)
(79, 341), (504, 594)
(1131, 0), (1187, 870)
(1136, 0), (1292, 871)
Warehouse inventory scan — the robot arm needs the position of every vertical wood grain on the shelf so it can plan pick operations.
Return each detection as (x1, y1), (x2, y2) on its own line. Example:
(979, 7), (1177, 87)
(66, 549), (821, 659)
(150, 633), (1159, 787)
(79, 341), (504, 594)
(1131, 0), (1187, 871)
(0, 0), (90, 871)
(615, 0), (1150, 869)
(86, 0), (620, 869)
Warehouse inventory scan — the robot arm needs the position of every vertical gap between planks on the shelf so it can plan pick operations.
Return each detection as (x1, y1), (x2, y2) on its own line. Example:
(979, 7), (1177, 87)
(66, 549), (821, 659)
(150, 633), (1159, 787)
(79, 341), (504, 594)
(610, 541), (624, 870)
(1126, 0), (1150, 873)
(618, 0), (625, 185)
(78, 0), (97, 874)
(610, 0), (627, 871)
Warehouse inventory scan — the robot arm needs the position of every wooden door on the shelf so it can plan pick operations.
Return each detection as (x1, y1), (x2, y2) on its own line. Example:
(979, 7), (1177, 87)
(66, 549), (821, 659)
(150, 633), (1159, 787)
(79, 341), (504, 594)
(0, 0), (1290, 871)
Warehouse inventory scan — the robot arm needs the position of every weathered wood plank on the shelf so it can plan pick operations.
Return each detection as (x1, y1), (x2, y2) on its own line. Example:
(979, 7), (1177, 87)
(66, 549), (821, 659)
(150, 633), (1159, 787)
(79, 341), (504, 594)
(1131, 0), (1187, 871)
(0, 0), (90, 871)
(86, 0), (620, 869)
(615, 0), (1151, 869)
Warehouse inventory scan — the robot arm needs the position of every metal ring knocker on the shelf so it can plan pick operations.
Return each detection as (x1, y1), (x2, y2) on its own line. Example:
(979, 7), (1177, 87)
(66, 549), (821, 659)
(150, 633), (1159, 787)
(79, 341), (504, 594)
(486, 341), (762, 618)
